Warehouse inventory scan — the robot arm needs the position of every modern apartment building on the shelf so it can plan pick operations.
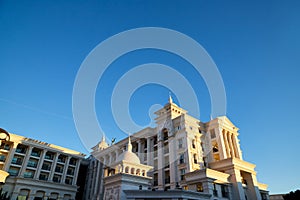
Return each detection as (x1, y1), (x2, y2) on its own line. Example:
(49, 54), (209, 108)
(0, 133), (85, 200)
(86, 97), (269, 200)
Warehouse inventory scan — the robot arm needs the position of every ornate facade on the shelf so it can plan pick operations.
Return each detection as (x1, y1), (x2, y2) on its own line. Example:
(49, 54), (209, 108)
(0, 133), (85, 200)
(86, 98), (269, 200)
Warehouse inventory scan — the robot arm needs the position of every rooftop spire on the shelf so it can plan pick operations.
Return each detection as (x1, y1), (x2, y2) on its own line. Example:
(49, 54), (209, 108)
(168, 92), (173, 104)
(127, 136), (132, 152)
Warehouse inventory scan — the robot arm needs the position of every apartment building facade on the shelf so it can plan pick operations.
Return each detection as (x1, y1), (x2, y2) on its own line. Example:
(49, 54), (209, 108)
(0, 133), (85, 200)
(86, 97), (269, 200)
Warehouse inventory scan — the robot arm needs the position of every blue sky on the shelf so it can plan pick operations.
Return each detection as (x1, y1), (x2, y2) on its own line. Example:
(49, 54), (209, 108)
(1, 0), (300, 194)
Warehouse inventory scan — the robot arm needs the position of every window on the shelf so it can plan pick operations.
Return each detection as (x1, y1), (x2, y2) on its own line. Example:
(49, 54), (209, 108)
(65, 177), (73, 185)
(193, 154), (198, 164)
(197, 183), (203, 192)
(153, 136), (157, 145)
(162, 128), (168, 141)
(8, 167), (19, 176)
(42, 162), (51, 171)
(178, 138), (183, 149)
(53, 175), (61, 183)
(164, 156), (169, 168)
(192, 139), (196, 149)
(213, 143), (219, 153)
(12, 156), (23, 165)
(67, 167), (75, 176)
(180, 169), (185, 181)
(154, 146), (158, 157)
(165, 171), (170, 184)
(210, 129), (216, 139)
(39, 173), (48, 181)
(57, 155), (66, 163)
(31, 148), (41, 157)
(45, 152), (54, 160)
(24, 170), (35, 178)
(164, 143), (169, 154)
(27, 159), (38, 168)
(16, 144), (27, 154)
(153, 173), (158, 186)
(0, 155), (6, 162)
(213, 183), (218, 197)
(55, 164), (64, 173)
(0, 143), (10, 151)
(179, 153), (185, 164)
(69, 157), (77, 165)
(221, 185), (229, 198)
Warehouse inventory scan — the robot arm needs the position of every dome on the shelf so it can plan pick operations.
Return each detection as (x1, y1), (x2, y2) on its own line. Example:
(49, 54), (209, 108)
(116, 137), (140, 164)
(116, 151), (140, 164)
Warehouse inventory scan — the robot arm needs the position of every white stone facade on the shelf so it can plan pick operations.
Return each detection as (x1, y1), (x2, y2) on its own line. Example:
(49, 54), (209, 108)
(0, 133), (85, 200)
(86, 99), (269, 200)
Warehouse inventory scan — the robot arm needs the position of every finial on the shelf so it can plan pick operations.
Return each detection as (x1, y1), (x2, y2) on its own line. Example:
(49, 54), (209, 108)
(168, 92), (173, 103)
(102, 135), (105, 142)
(127, 136), (132, 152)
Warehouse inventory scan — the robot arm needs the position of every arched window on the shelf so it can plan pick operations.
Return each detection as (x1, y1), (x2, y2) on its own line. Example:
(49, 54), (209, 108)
(136, 169), (140, 176)
(125, 166), (129, 173)
(131, 168), (135, 175)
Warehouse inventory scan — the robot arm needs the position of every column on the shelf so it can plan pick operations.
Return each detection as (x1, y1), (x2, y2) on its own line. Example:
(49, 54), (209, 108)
(227, 132), (235, 158)
(61, 156), (71, 184)
(49, 153), (59, 180)
(146, 138), (151, 166)
(93, 160), (100, 197)
(72, 159), (81, 185)
(233, 135), (243, 159)
(20, 146), (33, 176)
(157, 140), (164, 189)
(227, 168), (246, 200)
(223, 131), (230, 158)
(34, 150), (47, 179)
(4, 142), (18, 171)
(217, 128), (227, 159)
(231, 134), (240, 158)
(169, 137), (177, 188)
(137, 140), (142, 159)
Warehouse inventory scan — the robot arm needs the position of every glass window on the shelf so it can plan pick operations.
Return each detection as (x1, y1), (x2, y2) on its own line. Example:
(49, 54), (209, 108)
(24, 170), (35, 178)
(210, 129), (216, 139)
(197, 183), (203, 192)
(27, 159), (38, 168)
(0, 155), (6, 162)
(178, 138), (183, 149)
(179, 153), (185, 164)
(8, 167), (19, 176)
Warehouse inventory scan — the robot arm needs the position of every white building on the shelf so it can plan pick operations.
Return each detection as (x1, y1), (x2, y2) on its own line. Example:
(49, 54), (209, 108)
(0, 133), (85, 200)
(86, 97), (269, 200)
